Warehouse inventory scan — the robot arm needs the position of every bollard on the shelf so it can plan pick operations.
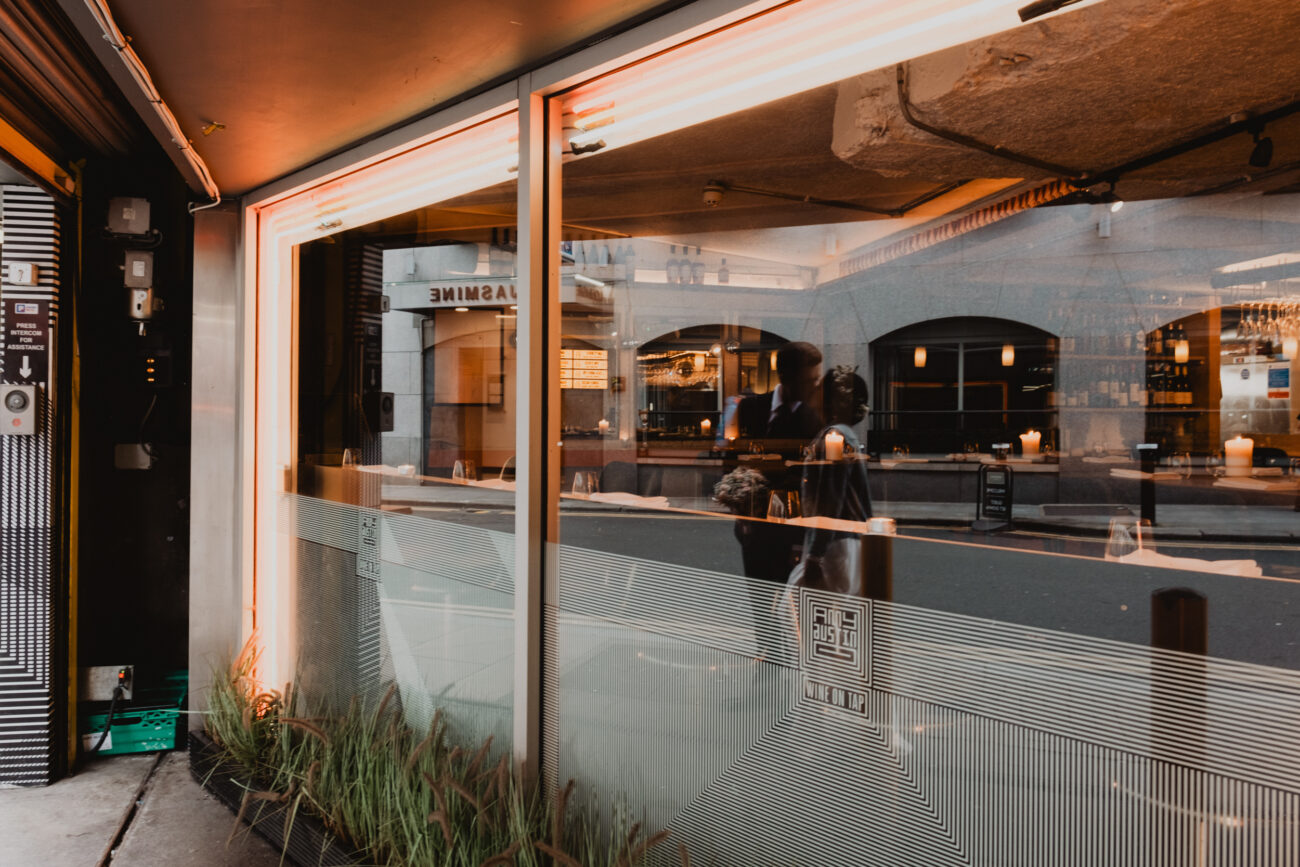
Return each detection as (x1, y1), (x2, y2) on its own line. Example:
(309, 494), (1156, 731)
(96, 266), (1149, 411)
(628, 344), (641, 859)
(861, 520), (893, 602)
(1150, 586), (1207, 863)
(1136, 443), (1159, 525)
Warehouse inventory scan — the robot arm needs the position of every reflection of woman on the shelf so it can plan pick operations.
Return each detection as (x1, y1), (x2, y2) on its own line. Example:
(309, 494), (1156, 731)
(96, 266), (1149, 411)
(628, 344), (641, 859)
(790, 370), (875, 595)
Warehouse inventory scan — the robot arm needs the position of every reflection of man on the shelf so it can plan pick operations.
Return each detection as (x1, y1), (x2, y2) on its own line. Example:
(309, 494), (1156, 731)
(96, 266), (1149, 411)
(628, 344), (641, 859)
(738, 341), (824, 444)
(728, 341), (824, 670)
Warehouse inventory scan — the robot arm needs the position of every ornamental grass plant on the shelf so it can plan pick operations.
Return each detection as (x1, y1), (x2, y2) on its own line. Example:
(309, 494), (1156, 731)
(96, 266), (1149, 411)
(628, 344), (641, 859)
(204, 641), (679, 866)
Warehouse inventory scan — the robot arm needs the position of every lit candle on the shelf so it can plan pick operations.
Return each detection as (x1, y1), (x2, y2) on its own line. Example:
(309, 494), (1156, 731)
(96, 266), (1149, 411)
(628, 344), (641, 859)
(825, 429), (845, 461)
(1225, 435), (1253, 476)
(700, 418), (712, 436)
(1019, 430), (1041, 458)
(597, 419), (609, 435)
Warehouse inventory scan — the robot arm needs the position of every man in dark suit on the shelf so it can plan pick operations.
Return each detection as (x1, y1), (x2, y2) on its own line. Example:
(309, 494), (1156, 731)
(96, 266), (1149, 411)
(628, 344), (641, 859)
(731, 341), (825, 668)
(737, 340), (824, 448)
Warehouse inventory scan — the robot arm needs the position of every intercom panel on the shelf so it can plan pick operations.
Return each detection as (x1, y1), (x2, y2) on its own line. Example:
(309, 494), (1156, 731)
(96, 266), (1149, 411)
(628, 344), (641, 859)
(1, 384), (36, 434)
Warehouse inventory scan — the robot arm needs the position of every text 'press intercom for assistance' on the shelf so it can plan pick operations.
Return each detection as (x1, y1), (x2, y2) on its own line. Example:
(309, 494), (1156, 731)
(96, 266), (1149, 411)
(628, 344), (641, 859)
(1, 385), (37, 434)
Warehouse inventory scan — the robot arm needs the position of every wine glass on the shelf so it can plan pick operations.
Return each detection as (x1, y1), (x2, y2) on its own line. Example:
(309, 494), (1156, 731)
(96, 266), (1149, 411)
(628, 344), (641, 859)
(572, 471), (598, 496)
(1106, 518), (1154, 561)
(766, 490), (801, 523)
(452, 459), (477, 482)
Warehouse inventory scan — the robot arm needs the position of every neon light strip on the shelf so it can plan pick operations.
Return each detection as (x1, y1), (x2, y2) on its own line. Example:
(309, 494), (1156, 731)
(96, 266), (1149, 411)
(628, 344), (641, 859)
(250, 110), (517, 686)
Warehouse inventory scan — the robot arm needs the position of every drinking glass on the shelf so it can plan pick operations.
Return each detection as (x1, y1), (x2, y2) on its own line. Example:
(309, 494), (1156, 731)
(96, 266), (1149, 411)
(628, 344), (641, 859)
(341, 448), (361, 468)
(572, 471), (598, 496)
(1105, 517), (1154, 561)
(767, 490), (801, 523)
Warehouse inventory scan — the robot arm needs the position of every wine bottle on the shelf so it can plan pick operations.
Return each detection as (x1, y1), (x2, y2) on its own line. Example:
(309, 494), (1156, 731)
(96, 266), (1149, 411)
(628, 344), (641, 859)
(666, 245), (680, 284)
(718, 257), (730, 284)
(691, 246), (706, 284)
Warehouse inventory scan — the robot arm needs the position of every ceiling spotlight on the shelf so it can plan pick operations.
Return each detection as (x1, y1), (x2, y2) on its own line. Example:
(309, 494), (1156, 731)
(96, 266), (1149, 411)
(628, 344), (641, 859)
(702, 181), (726, 207)
(1018, 0), (1084, 22)
(1249, 123), (1274, 168)
(1098, 181), (1123, 212)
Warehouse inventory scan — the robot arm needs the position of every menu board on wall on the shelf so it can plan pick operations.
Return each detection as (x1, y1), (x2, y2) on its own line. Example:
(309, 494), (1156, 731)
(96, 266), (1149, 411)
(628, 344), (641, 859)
(560, 348), (608, 390)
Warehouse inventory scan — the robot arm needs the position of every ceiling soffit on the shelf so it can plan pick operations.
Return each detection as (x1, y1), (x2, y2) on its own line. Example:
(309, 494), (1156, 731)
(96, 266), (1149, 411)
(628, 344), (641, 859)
(67, 0), (690, 196)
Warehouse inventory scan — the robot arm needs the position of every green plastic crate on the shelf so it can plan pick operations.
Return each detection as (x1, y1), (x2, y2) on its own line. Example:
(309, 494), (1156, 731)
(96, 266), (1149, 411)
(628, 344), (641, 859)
(81, 671), (187, 756)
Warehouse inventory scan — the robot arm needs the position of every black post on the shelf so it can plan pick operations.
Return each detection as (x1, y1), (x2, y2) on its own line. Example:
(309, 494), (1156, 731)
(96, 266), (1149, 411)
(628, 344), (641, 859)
(862, 532), (893, 602)
(1136, 443), (1159, 525)
(1150, 586), (1207, 863)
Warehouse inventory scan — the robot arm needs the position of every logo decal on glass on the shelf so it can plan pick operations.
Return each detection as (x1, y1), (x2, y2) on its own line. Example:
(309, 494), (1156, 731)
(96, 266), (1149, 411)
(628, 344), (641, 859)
(799, 589), (871, 720)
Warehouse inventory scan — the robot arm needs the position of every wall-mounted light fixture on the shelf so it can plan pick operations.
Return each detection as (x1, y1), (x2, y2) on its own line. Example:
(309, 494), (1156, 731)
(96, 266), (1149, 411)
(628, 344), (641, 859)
(1173, 339), (1190, 364)
(914, 346), (927, 368)
(1002, 344), (1015, 366)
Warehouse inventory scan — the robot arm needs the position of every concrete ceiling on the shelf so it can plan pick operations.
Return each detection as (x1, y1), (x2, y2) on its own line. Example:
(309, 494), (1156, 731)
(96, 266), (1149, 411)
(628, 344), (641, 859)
(61, 0), (685, 195)
(71, 0), (1300, 232)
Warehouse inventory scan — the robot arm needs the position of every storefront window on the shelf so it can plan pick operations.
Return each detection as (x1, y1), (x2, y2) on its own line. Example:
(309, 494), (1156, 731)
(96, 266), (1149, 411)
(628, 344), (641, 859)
(545, 1), (1300, 862)
(275, 114), (519, 747)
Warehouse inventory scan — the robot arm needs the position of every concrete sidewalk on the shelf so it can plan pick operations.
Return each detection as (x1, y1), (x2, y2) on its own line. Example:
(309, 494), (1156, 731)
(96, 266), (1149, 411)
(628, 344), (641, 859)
(0, 749), (282, 867)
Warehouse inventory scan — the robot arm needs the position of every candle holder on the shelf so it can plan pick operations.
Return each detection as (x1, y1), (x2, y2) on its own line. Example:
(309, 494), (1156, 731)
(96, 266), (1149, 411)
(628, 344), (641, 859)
(1225, 435), (1254, 477)
(824, 428), (845, 461)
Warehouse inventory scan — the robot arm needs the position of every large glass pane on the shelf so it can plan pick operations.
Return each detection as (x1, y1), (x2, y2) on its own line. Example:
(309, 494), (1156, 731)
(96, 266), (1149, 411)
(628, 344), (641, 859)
(288, 129), (518, 747)
(548, 2), (1300, 863)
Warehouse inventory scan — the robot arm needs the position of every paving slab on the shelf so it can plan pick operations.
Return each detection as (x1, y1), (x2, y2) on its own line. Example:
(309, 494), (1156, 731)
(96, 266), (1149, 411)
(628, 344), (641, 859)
(112, 750), (283, 867)
(0, 753), (155, 866)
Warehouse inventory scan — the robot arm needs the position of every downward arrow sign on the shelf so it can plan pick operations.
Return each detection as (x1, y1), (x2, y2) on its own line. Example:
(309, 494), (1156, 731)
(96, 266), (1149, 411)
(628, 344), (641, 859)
(19, 356), (31, 378)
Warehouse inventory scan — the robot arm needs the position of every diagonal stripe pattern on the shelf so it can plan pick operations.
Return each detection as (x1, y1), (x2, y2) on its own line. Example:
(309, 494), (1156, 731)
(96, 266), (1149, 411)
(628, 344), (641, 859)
(547, 543), (1300, 865)
(0, 185), (59, 787)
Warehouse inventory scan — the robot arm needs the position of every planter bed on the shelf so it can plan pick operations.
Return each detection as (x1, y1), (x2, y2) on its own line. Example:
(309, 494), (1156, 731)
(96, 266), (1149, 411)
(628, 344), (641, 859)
(188, 730), (362, 867)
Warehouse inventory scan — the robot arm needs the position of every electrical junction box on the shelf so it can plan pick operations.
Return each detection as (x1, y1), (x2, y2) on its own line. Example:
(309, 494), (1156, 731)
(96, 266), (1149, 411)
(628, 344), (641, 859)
(123, 250), (153, 288)
(80, 665), (134, 702)
(114, 443), (153, 470)
(7, 261), (37, 285)
(128, 287), (156, 321)
(108, 196), (151, 235)
(1, 384), (36, 434)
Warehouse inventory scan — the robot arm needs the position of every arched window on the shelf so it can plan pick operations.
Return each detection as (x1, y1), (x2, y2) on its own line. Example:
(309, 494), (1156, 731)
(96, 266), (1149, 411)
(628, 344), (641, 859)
(871, 317), (1057, 455)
